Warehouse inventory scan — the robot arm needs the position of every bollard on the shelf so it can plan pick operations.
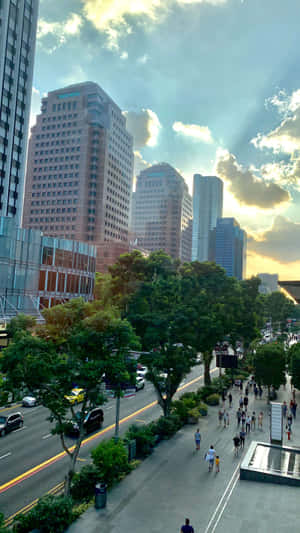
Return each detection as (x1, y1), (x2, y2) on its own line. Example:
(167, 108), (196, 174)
(95, 482), (107, 509)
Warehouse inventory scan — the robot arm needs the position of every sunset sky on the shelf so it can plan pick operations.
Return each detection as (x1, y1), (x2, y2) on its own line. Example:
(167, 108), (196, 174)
(32, 0), (300, 279)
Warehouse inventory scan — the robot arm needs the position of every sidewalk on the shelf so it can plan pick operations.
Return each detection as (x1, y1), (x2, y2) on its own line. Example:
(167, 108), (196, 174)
(67, 382), (300, 533)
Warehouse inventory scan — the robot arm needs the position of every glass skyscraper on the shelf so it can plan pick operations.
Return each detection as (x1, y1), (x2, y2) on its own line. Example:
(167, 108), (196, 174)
(213, 217), (246, 280)
(0, 0), (39, 224)
(192, 174), (223, 262)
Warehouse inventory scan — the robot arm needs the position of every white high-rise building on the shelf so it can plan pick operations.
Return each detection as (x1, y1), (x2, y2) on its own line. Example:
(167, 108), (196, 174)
(192, 174), (223, 262)
(0, 0), (39, 225)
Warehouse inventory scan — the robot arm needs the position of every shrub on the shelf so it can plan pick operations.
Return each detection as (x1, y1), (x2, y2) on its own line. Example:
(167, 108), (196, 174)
(125, 424), (155, 458)
(0, 512), (9, 533)
(91, 439), (131, 487)
(187, 407), (200, 423)
(151, 414), (182, 439)
(171, 399), (190, 423)
(206, 393), (220, 406)
(197, 385), (216, 400)
(71, 464), (101, 503)
(13, 495), (75, 533)
(198, 402), (208, 416)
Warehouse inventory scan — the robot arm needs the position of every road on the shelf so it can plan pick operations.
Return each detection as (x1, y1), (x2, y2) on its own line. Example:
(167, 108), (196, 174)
(0, 362), (216, 520)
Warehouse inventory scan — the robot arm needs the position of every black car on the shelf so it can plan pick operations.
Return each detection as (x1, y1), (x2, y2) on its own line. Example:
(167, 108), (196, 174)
(0, 412), (23, 437)
(66, 407), (104, 437)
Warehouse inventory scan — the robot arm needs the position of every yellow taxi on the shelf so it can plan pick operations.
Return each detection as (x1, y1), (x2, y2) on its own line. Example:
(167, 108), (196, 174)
(65, 388), (85, 405)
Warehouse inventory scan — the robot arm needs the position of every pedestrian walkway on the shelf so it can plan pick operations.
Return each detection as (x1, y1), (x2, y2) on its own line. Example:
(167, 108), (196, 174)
(67, 380), (300, 533)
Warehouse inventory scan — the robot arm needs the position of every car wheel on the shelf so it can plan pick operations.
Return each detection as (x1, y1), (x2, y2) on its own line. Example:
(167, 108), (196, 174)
(0, 429), (5, 437)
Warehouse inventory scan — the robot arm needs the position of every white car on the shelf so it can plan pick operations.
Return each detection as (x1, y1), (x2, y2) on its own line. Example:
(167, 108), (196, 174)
(22, 395), (37, 407)
(135, 376), (145, 391)
(137, 366), (148, 378)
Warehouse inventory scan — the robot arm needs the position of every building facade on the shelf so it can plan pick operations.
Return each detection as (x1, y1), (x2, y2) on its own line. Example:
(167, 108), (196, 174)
(192, 174), (223, 262)
(22, 82), (134, 261)
(0, 217), (96, 321)
(258, 273), (278, 294)
(210, 217), (246, 280)
(0, 0), (39, 224)
(131, 163), (193, 262)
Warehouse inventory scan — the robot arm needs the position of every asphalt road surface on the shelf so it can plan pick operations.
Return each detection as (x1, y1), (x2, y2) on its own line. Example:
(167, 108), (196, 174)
(0, 361), (216, 520)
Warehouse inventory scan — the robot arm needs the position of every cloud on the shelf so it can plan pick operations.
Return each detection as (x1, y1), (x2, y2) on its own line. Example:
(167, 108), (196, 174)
(120, 51), (128, 60)
(82, 0), (227, 50)
(248, 216), (300, 263)
(29, 87), (42, 129)
(172, 121), (213, 143)
(215, 149), (290, 209)
(123, 109), (161, 148)
(253, 88), (300, 154)
(37, 13), (83, 53)
(137, 54), (149, 64)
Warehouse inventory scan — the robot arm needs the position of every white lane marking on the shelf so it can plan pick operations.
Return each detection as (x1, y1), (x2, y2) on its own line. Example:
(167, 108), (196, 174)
(13, 426), (26, 433)
(106, 406), (113, 410)
(0, 452), (11, 460)
(211, 472), (239, 533)
(204, 461), (241, 533)
(42, 433), (52, 440)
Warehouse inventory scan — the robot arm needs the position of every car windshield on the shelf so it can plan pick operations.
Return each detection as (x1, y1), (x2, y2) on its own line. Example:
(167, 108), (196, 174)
(0, 416), (7, 424)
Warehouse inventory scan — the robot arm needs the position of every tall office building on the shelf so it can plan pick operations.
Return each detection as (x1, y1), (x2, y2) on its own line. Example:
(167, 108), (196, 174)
(131, 163), (193, 262)
(0, 0), (39, 224)
(210, 217), (246, 280)
(22, 82), (134, 265)
(192, 174), (223, 262)
(258, 273), (278, 294)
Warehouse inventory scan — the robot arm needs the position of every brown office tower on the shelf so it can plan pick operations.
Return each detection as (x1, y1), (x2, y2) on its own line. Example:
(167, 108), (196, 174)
(131, 163), (193, 262)
(22, 82), (134, 270)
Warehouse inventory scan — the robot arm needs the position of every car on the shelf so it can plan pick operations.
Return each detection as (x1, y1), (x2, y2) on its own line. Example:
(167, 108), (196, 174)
(137, 365), (147, 378)
(65, 388), (85, 405)
(136, 376), (145, 391)
(22, 395), (37, 407)
(0, 412), (23, 437)
(66, 407), (104, 437)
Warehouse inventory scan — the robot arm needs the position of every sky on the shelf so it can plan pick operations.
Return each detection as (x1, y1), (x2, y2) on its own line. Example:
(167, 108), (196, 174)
(31, 0), (300, 280)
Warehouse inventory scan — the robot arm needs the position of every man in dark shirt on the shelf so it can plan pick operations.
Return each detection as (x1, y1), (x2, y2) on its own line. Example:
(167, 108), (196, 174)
(181, 518), (194, 532)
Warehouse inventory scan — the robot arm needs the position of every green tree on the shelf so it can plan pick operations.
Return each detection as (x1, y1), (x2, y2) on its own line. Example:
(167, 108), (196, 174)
(253, 342), (286, 401)
(288, 343), (300, 390)
(263, 291), (295, 332)
(6, 313), (36, 340)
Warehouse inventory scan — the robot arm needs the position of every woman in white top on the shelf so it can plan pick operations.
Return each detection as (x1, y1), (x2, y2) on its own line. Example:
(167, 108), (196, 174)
(206, 445), (216, 472)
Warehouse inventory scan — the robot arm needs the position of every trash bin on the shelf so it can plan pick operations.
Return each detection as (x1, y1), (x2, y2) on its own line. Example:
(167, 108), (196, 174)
(95, 482), (107, 509)
(128, 439), (136, 461)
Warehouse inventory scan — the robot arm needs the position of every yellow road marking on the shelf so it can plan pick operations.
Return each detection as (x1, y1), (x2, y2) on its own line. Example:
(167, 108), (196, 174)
(0, 403), (22, 413)
(1, 366), (217, 507)
(77, 457), (87, 462)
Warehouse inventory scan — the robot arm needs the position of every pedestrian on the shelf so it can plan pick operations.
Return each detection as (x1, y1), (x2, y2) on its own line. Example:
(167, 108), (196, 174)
(246, 414), (251, 434)
(258, 411), (263, 430)
(251, 411), (256, 430)
(292, 402), (297, 419)
(236, 408), (241, 427)
(286, 428), (291, 441)
(218, 409), (224, 426)
(254, 385), (258, 399)
(239, 381), (243, 392)
(240, 428), (246, 448)
(245, 386), (249, 396)
(228, 392), (233, 408)
(239, 396), (244, 409)
(287, 414), (293, 431)
(244, 396), (249, 411)
(259, 386), (263, 399)
(290, 399), (294, 410)
(233, 435), (240, 456)
(206, 445), (216, 472)
(224, 411), (229, 427)
(194, 428), (201, 451)
(222, 390), (226, 407)
(283, 401), (287, 418)
(181, 518), (194, 533)
(241, 411), (246, 429)
(215, 455), (220, 473)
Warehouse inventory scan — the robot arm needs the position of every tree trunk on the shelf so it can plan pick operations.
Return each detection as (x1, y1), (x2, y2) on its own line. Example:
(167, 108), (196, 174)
(204, 352), (212, 386)
(114, 394), (121, 441)
(64, 453), (77, 496)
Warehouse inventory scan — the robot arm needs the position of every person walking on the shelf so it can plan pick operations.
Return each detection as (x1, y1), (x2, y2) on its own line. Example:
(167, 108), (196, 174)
(244, 395), (249, 411)
(259, 386), (263, 399)
(228, 392), (233, 408)
(241, 411), (246, 430)
(251, 411), (256, 430)
(206, 445), (216, 472)
(181, 518), (194, 533)
(236, 408), (241, 427)
(287, 413), (293, 432)
(194, 428), (201, 451)
(239, 396), (244, 409)
(246, 414), (251, 434)
(258, 411), (263, 430)
(283, 401), (287, 418)
(254, 385), (258, 399)
(233, 435), (240, 456)
(224, 411), (229, 427)
(239, 381), (243, 392)
(218, 409), (224, 427)
(292, 401), (297, 419)
(215, 455), (220, 473)
(245, 385), (249, 396)
(240, 428), (246, 449)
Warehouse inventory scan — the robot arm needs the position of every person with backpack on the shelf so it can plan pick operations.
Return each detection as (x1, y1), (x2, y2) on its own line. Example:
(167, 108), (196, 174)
(181, 518), (194, 533)
(233, 435), (240, 456)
